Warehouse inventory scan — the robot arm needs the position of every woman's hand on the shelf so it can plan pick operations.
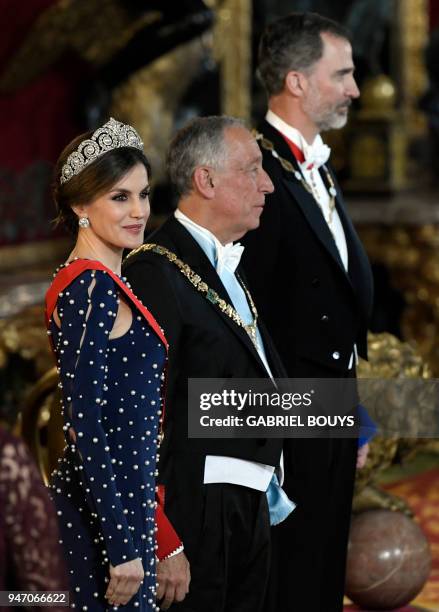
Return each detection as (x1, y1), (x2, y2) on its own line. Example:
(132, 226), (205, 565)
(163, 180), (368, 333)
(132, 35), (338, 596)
(105, 558), (144, 607)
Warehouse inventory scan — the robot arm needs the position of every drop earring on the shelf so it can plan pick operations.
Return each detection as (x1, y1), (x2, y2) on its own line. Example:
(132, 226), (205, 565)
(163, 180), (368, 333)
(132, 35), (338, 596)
(78, 217), (90, 228)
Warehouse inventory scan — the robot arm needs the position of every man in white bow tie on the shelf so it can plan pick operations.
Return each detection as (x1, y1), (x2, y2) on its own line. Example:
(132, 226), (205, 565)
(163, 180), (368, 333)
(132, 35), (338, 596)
(123, 116), (294, 611)
(241, 12), (374, 612)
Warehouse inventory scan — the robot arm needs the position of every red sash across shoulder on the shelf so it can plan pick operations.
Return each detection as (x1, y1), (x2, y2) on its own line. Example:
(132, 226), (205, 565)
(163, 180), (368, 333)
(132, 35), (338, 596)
(45, 259), (181, 561)
(45, 258), (168, 349)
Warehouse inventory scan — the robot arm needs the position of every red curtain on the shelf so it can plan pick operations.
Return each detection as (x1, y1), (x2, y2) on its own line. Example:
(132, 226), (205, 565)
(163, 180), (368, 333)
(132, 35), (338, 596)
(0, 0), (86, 245)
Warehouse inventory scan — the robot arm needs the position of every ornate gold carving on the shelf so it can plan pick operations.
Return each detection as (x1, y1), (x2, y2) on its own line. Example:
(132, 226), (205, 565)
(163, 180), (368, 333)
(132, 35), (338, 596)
(0, 238), (70, 272)
(110, 39), (206, 184)
(0, 0), (160, 92)
(394, 0), (428, 135)
(20, 367), (62, 485)
(345, 73), (409, 192)
(354, 332), (438, 515)
(0, 305), (53, 376)
(350, 135), (386, 180)
(359, 75), (397, 118)
(358, 223), (439, 376)
(0, 0), (250, 178)
(209, 0), (252, 119)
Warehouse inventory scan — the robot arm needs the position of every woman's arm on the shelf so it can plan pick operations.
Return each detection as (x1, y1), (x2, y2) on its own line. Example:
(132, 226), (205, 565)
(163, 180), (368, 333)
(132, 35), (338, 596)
(52, 269), (137, 566)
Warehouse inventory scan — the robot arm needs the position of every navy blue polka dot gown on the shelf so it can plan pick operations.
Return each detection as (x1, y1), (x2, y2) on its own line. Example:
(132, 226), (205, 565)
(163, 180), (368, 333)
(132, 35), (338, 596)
(48, 267), (166, 611)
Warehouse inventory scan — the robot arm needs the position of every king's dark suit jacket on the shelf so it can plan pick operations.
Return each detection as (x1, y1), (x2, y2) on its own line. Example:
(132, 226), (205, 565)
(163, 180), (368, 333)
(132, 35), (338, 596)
(243, 120), (373, 378)
(241, 119), (374, 612)
(122, 216), (283, 557)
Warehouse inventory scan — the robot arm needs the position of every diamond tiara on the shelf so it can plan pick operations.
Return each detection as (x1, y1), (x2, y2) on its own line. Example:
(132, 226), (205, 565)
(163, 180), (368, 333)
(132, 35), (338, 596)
(59, 117), (144, 185)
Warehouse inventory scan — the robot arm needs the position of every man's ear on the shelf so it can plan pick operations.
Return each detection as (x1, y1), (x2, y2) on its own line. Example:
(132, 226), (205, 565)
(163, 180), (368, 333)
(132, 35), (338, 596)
(285, 71), (307, 97)
(193, 166), (216, 199)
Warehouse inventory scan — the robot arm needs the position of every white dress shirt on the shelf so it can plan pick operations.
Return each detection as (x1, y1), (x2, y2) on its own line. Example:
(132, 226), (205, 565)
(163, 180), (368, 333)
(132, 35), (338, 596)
(266, 110), (348, 270)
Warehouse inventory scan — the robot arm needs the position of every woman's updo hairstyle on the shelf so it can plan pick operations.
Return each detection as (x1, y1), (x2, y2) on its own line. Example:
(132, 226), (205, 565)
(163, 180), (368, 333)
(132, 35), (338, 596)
(52, 130), (151, 235)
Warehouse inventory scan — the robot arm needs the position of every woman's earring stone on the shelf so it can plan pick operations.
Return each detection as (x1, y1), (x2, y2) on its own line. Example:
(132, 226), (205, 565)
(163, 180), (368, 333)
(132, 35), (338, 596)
(78, 217), (90, 228)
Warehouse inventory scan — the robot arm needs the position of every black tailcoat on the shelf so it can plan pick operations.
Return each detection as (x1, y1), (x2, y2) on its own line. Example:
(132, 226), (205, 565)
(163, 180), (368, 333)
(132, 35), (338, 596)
(241, 119), (374, 612)
(122, 217), (284, 609)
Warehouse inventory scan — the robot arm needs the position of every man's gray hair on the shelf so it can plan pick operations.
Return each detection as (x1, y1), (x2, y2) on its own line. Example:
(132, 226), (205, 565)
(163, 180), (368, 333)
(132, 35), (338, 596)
(258, 12), (350, 97)
(167, 115), (247, 197)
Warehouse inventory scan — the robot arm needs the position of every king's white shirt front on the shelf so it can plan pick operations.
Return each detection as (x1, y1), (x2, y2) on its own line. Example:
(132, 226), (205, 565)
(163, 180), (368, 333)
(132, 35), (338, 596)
(266, 109), (348, 270)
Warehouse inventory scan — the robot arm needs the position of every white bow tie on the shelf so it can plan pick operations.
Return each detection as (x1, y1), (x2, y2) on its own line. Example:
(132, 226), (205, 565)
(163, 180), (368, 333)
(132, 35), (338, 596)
(215, 242), (244, 275)
(301, 142), (331, 171)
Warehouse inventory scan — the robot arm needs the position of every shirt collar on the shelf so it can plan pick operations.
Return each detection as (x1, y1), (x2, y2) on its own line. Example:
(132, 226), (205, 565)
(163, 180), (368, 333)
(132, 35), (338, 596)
(265, 109), (326, 162)
(174, 209), (240, 271)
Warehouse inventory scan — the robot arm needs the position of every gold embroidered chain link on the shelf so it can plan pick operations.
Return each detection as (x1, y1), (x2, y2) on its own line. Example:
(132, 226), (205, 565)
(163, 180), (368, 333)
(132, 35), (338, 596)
(253, 129), (338, 231)
(125, 243), (260, 349)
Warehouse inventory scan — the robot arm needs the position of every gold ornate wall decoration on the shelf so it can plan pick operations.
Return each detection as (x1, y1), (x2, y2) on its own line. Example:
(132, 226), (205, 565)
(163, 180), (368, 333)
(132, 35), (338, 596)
(345, 0), (430, 193)
(0, 238), (70, 273)
(110, 39), (207, 184)
(357, 221), (439, 376)
(345, 74), (409, 193)
(207, 0), (252, 120)
(0, 305), (53, 380)
(111, 0), (253, 176)
(0, 0), (161, 93)
(393, 0), (429, 136)
(353, 331), (438, 515)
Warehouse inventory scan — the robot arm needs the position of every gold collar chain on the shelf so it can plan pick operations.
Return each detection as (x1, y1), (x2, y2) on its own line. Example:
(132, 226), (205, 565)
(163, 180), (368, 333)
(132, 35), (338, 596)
(125, 243), (260, 350)
(253, 129), (338, 229)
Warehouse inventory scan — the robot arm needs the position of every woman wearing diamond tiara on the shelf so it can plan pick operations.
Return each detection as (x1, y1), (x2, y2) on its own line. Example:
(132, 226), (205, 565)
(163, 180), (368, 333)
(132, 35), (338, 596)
(45, 118), (190, 610)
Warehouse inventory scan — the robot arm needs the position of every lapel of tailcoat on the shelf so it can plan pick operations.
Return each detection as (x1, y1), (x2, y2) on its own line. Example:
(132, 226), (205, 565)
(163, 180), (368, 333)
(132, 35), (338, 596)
(258, 120), (373, 315)
(151, 217), (274, 375)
